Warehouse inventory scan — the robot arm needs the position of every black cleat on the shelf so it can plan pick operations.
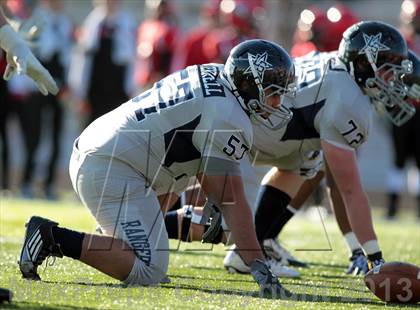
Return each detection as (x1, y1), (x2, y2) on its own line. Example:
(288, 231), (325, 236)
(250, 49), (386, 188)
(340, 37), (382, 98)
(18, 216), (63, 280)
(0, 288), (12, 303)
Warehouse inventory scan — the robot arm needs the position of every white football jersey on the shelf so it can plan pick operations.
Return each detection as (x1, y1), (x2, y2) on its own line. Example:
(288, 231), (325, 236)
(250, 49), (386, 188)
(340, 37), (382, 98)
(77, 64), (253, 195)
(251, 51), (374, 171)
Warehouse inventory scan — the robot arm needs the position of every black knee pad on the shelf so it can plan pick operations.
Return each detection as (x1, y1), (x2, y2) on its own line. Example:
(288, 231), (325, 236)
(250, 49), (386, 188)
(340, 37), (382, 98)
(180, 210), (192, 242)
(254, 185), (292, 241)
(164, 208), (192, 242)
(165, 211), (179, 239)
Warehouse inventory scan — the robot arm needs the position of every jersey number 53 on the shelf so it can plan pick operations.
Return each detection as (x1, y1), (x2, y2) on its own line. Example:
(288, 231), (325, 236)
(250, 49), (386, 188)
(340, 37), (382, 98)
(223, 135), (249, 160)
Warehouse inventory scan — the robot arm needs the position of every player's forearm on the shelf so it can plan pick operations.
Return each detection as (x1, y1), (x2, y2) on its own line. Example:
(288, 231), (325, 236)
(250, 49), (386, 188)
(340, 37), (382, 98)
(343, 191), (377, 244)
(325, 166), (352, 235)
(220, 201), (264, 265)
(322, 141), (378, 246)
(328, 185), (352, 234)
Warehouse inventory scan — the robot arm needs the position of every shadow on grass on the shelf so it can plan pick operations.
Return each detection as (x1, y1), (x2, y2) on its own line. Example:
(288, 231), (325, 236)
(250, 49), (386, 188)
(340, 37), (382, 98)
(43, 280), (121, 288)
(0, 301), (97, 310)
(289, 281), (367, 293)
(168, 273), (255, 283)
(169, 274), (368, 293)
(308, 262), (347, 269)
(33, 279), (418, 307)
(189, 265), (226, 272)
(169, 250), (225, 258)
(160, 283), (386, 306)
(312, 274), (350, 279)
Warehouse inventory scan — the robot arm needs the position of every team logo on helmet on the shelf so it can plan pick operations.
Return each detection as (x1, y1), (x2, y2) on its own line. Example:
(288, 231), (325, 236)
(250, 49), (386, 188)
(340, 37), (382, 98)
(244, 52), (273, 81)
(358, 33), (390, 63)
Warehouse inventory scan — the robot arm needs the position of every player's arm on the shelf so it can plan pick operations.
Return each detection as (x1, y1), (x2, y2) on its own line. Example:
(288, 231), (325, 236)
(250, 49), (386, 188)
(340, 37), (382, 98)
(197, 172), (264, 264)
(321, 139), (383, 268)
(197, 171), (289, 297)
(325, 161), (368, 275)
(0, 2), (58, 95)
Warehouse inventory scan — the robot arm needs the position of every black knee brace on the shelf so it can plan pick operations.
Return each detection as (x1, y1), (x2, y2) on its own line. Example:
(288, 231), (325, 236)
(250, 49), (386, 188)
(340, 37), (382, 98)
(165, 206), (193, 242)
(254, 185), (292, 242)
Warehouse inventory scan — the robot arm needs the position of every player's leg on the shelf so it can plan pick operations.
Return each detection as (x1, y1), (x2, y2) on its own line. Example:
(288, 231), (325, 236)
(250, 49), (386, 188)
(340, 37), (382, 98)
(19, 153), (169, 285)
(289, 171), (325, 212)
(222, 167), (302, 276)
(0, 95), (9, 190)
(259, 170), (324, 267)
(386, 122), (409, 219)
(16, 95), (42, 198)
(254, 168), (303, 242)
(251, 168), (308, 266)
(44, 93), (64, 200)
(75, 155), (169, 284)
(165, 205), (225, 243)
(163, 191), (300, 277)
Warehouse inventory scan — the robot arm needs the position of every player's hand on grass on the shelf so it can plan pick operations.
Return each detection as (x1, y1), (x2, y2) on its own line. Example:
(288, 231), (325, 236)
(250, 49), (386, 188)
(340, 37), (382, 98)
(347, 248), (368, 275)
(250, 259), (292, 299)
(367, 252), (385, 271)
(0, 25), (58, 96)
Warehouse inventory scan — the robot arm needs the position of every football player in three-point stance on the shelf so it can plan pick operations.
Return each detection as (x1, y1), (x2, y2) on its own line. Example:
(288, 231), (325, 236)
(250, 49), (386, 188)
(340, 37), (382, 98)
(252, 49), (420, 277)
(161, 21), (415, 277)
(18, 39), (297, 295)
(227, 20), (414, 274)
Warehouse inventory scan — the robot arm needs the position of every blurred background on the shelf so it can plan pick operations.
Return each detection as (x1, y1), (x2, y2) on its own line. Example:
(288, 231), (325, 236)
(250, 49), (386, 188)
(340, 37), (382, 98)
(0, 0), (418, 219)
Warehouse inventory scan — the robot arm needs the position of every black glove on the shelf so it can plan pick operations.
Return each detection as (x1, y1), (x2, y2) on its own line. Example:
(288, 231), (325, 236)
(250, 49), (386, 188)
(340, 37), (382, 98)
(250, 259), (291, 299)
(367, 251), (385, 271)
(346, 248), (368, 275)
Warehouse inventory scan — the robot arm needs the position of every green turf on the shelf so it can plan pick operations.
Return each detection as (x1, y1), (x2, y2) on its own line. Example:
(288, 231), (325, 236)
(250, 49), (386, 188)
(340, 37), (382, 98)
(0, 197), (419, 309)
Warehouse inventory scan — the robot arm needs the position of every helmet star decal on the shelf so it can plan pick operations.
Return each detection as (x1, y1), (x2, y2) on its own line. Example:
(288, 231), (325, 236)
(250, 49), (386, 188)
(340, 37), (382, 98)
(358, 32), (390, 63)
(244, 52), (273, 81)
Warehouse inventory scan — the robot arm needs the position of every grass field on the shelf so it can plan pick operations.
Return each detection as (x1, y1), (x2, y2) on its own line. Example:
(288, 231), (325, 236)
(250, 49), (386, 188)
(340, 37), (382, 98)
(0, 196), (419, 309)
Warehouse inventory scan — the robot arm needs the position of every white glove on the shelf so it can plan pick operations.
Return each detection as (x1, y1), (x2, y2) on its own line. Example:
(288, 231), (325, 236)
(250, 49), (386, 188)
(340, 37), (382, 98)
(8, 8), (46, 43)
(296, 150), (323, 179)
(0, 24), (58, 96)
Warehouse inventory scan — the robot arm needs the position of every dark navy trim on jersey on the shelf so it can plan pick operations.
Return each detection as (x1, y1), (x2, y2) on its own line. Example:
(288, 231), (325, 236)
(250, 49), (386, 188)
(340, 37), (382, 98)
(134, 69), (194, 121)
(281, 99), (326, 141)
(163, 115), (202, 167)
(135, 110), (145, 121)
(198, 65), (226, 98)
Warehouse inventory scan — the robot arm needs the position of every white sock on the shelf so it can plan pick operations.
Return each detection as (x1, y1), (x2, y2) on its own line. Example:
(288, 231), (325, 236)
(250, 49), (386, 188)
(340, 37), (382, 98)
(343, 232), (361, 254)
(362, 240), (381, 256)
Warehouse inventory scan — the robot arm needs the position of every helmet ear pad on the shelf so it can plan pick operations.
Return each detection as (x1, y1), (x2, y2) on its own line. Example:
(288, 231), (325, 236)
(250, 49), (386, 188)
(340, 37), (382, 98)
(237, 77), (259, 103)
(352, 54), (374, 85)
